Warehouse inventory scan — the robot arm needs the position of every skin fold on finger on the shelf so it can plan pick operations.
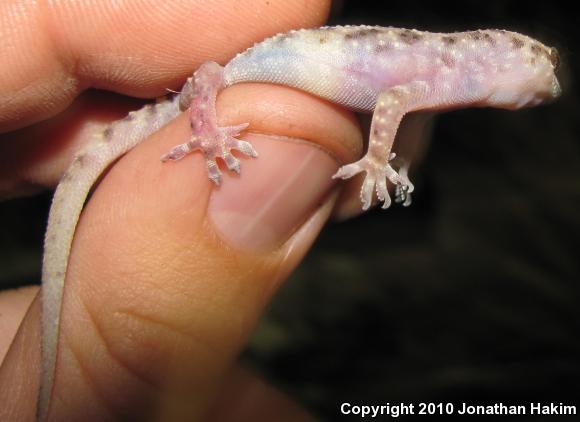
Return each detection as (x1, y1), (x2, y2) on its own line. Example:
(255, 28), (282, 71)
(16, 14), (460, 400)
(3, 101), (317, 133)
(0, 0), (331, 132)
(0, 82), (360, 419)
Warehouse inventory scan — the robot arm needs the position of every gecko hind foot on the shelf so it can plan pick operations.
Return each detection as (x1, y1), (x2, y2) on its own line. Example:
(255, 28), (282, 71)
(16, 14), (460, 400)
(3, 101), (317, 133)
(333, 154), (411, 210)
(161, 123), (257, 185)
(394, 184), (412, 207)
(390, 156), (414, 207)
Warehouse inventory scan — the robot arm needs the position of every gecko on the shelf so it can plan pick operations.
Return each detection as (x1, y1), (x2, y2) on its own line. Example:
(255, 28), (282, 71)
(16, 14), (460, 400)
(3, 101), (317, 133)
(38, 25), (561, 420)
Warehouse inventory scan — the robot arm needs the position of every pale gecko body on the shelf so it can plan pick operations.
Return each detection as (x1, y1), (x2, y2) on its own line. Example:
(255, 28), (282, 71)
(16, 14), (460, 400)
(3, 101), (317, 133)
(38, 25), (560, 419)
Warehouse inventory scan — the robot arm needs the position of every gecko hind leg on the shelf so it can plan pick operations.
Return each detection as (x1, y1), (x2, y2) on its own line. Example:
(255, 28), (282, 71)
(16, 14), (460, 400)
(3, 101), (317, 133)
(161, 61), (257, 185)
(333, 82), (427, 210)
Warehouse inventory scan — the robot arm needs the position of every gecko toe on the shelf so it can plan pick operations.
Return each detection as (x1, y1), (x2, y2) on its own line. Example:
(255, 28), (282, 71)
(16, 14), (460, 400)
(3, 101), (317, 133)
(161, 144), (188, 161)
(206, 159), (222, 185)
(224, 153), (241, 174)
(376, 177), (392, 209)
(333, 162), (362, 179)
(394, 184), (412, 206)
(222, 122), (250, 137)
(227, 139), (258, 157)
(360, 173), (376, 210)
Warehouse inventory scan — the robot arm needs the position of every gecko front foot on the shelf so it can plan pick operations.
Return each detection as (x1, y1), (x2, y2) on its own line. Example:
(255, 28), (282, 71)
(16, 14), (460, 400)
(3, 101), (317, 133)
(333, 153), (410, 210)
(161, 123), (257, 185)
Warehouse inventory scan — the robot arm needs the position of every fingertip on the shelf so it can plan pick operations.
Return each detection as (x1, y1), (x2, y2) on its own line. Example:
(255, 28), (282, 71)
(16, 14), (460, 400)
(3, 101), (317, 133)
(0, 0), (331, 132)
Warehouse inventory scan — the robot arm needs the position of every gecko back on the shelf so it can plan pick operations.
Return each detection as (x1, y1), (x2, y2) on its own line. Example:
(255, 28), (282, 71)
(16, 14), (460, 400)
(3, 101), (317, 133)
(223, 26), (395, 111)
(224, 26), (560, 112)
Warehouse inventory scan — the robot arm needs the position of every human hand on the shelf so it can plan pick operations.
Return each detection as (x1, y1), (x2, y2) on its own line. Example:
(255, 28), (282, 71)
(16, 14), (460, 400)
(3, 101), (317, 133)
(0, 0), (370, 420)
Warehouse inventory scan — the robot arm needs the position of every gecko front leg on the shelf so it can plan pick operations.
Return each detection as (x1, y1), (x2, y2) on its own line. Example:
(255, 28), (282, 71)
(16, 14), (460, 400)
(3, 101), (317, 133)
(333, 81), (429, 209)
(161, 62), (258, 184)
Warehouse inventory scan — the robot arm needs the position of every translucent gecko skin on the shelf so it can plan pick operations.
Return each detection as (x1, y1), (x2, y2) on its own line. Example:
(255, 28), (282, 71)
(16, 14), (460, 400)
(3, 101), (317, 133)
(165, 25), (561, 208)
(224, 26), (560, 113)
(38, 25), (560, 420)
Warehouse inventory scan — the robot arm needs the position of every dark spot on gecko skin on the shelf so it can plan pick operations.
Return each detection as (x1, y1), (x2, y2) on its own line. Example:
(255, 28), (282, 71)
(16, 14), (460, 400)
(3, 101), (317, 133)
(272, 35), (288, 46)
(345, 27), (380, 40)
(358, 28), (380, 37)
(319, 36), (327, 44)
(441, 35), (456, 45)
(469, 30), (496, 46)
(530, 43), (543, 56)
(123, 113), (135, 121)
(103, 127), (112, 139)
(399, 29), (422, 44)
(74, 154), (85, 166)
(511, 37), (525, 49)
(483, 33), (496, 46)
(530, 57), (537, 66)
(468, 31), (483, 41)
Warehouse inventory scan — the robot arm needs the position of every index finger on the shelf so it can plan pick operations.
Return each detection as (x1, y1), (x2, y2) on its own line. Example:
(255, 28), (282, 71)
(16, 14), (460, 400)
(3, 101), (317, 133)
(0, 0), (331, 132)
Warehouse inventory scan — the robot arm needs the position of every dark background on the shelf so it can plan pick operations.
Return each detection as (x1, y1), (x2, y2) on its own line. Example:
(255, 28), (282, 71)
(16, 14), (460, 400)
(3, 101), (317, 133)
(1, 1), (579, 421)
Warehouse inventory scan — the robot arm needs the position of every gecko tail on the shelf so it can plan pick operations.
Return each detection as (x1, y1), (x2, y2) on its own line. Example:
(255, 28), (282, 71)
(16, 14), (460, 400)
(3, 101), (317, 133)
(37, 94), (181, 421)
